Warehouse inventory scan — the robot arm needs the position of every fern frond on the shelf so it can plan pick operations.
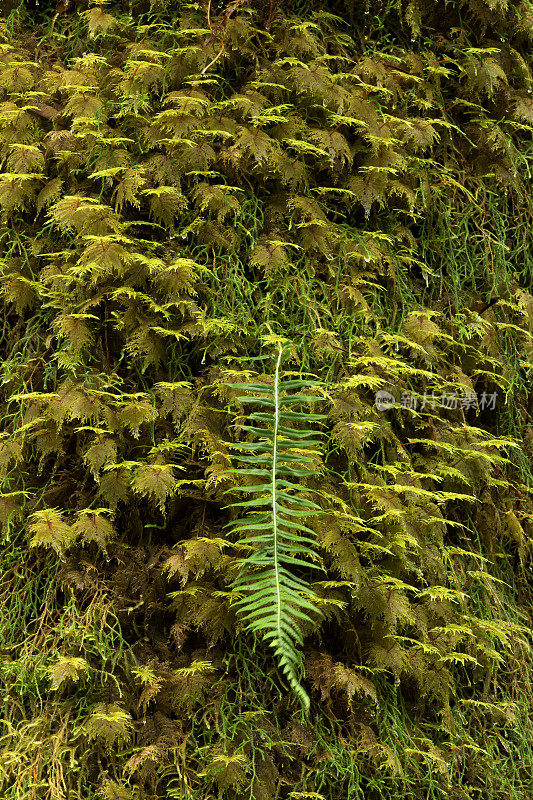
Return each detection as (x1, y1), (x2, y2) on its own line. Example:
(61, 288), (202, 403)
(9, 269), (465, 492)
(225, 344), (325, 710)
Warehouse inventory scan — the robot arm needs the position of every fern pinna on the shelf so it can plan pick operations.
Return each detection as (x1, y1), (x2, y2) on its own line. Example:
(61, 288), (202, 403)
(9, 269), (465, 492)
(226, 343), (325, 710)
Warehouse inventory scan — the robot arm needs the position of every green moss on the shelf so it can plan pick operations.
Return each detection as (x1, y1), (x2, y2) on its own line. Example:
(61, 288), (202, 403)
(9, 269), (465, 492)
(0, 0), (532, 797)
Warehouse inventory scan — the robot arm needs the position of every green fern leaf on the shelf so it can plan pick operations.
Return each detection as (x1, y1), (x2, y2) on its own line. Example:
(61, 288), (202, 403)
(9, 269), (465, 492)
(225, 343), (325, 710)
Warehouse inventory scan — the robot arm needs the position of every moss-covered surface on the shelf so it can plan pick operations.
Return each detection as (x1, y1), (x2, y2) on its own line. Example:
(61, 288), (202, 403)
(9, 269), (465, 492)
(1, 0), (533, 797)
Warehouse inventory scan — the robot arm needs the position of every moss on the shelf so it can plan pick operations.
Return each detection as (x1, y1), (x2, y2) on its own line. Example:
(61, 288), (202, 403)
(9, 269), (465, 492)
(0, 0), (532, 797)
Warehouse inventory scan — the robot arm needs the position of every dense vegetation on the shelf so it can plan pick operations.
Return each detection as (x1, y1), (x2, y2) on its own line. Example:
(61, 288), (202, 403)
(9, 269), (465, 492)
(1, 0), (533, 798)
